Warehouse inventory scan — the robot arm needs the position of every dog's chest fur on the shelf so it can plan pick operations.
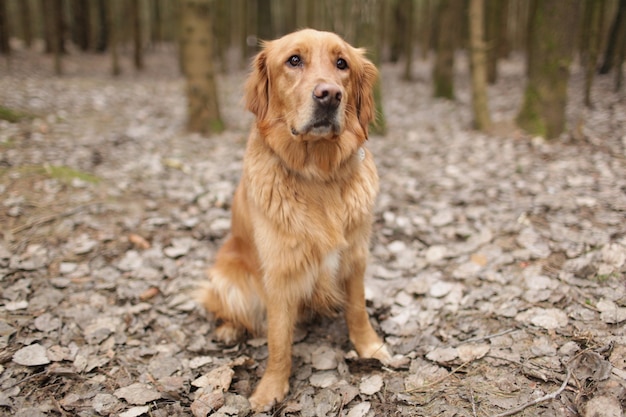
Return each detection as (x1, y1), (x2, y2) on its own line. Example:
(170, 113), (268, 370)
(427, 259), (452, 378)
(243, 134), (378, 302)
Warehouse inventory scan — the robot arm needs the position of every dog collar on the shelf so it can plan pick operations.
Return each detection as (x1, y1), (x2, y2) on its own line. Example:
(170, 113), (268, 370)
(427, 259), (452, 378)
(357, 147), (365, 162)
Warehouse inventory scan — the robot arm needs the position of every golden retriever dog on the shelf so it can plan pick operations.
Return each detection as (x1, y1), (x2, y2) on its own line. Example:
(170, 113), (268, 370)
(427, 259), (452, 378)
(200, 28), (390, 411)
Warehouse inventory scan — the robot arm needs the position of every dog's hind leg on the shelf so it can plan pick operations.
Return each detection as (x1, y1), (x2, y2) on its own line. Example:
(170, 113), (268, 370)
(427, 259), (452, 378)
(200, 237), (265, 344)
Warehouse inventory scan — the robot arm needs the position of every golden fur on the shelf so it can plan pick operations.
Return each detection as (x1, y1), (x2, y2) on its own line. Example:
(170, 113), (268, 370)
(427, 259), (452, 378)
(201, 29), (390, 411)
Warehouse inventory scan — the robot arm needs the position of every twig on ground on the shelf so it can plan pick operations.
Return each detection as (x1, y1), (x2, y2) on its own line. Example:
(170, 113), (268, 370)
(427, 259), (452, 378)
(470, 386), (478, 417)
(491, 367), (572, 417)
(11, 202), (101, 234)
(454, 328), (518, 347)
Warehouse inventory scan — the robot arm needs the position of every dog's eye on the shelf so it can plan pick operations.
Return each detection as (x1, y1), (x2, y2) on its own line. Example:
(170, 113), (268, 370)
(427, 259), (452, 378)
(336, 58), (348, 70)
(287, 55), (302, 67)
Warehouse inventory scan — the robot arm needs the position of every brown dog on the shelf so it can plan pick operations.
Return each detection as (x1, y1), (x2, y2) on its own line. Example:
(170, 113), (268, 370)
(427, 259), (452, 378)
(201, 29), (390, 411)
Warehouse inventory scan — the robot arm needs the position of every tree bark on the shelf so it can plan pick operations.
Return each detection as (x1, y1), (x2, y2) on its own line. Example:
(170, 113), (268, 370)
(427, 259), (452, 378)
(599, 0), (626, 75)
(107, 0), (121, 76)
(96, 0), (108, 52)
(72, 0), (90, 51)
(485, 0), (504, 84)
(18, 0), (33, 49)
(433, 0), (456, 99)
(51, 0), (64, 75)
(469, 0), (492, 131)
(131, 0), (144, 71)
(181, 0), (224, 135)
(402, 0), (415, 81)
(581, 0), (606, 107)
(0, 0), (9, 55)
(516, 0), (579, 139)
(354, 0), (387, 135)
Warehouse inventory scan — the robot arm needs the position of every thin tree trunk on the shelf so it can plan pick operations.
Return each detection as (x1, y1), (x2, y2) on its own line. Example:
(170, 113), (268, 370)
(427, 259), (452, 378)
(485, 0), (503, 84)
(108, 0), (121, 76)
(95, 0), (107, 52)
(73, 0), (90, 51)
(0, 0), (9, 55)
(516, 0), (579, 139)
(51, 0), (64, 75)
(615, 32), (625, 91)
(497, 0), (510, 59)
(402, 0), (415, 81)
(19, 0), (33, 49)
(469, 0), (492, 131)
(419, 0), (432, 59)
(390, 0), (408, 63)
(599, 0), (626, 75)
(433, 0), (456, 99)
(151, 0), (163, 44)
(354, 0), (386, 135)
(131, 0), (144, 71)
(181, 0), (224, 135)
(257, 0), (272, 42)
(582, 0), (606, 107)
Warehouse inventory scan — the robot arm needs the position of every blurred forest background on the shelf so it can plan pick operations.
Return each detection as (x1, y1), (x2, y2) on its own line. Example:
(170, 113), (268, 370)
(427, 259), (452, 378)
(0, 0), (625, 139)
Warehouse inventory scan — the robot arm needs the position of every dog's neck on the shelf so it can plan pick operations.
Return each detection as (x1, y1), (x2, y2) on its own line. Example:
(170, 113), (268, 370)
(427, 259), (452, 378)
(250, 126), (366, 182)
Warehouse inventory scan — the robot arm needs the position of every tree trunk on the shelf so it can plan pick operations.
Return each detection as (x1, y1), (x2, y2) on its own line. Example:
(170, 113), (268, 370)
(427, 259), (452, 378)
(516, 0), (579, 139)
(582, 0), (606, 107)
(151, 0), (163, 44)
(599, 0), (626, 75)
(0, 0), (9, 55)
(485, 0), (504, 84)
(131, 0), (144, 71)
(50, 0), (64, 75)
(213, 0), (229, 71)
(96, 0), (108, 52)
(390, 0), (409, 63)
(469, 0), (492, 131)
(354, 0), (386, 135)
(72, 0), (90, 51)
(615, 32), (625, 91)
(181, 0), (224, 135)
(257, 0), (272, 42)
(107, 0), (121, 76)
(418, 0), (433, 59)
(402, 0), (415, 81)
(18, 0), (33, 49)
(433, 0), (456, 99)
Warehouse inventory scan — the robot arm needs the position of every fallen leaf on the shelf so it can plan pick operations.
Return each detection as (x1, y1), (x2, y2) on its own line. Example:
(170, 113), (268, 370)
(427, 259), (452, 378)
(128, 233), (151, 250)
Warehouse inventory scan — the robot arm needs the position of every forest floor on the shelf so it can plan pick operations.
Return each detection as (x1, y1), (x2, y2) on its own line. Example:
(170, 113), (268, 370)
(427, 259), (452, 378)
(0, 48), (625, 417)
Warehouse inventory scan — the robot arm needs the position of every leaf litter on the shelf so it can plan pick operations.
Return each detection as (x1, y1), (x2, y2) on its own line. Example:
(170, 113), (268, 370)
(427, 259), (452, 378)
(0, 50), (625, 416)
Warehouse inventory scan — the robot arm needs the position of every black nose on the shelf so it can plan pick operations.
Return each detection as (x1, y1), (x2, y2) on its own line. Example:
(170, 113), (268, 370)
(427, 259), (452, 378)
(313, 83), (342, 109)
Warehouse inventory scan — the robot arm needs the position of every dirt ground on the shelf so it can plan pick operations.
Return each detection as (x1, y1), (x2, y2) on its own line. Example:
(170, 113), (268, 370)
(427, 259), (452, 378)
(1, 48), (625, 417)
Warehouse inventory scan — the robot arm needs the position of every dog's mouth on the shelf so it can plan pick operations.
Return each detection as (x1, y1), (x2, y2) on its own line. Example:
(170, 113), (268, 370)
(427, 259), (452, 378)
(291, 118), (341, 140)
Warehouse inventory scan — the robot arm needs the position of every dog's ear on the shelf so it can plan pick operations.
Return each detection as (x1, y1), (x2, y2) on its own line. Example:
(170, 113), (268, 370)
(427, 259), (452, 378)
(354, 52), (378, 137)
(245, 48), (269, 121)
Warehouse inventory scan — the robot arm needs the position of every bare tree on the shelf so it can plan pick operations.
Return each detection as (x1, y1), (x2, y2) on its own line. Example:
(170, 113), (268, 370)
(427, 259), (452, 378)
(469, 0), (491, 131)
(433, 0), (457, 99)
(516, 0), (580, 139)
(581, 0), (606, 107)
(180, 0), (224, 135)
(0, 0), (9, 55)
(131, 0), (144, 71)
(354, 0), (387, 135)
(107, 0), (121, 76)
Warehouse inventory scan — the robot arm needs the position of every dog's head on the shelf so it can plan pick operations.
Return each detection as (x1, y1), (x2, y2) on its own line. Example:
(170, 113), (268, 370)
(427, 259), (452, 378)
(245, 29), (378, 142)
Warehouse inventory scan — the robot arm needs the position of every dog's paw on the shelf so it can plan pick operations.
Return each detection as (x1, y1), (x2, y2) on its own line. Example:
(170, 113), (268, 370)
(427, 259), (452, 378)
(249, 377), (289, 412)
(360, 342), (392, 364)
(214, 322), (245, 345)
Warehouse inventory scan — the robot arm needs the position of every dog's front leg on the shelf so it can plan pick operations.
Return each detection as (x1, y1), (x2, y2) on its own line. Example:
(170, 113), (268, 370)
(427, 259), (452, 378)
(249, 293), (297, 412)
(344, 259), (391, 363)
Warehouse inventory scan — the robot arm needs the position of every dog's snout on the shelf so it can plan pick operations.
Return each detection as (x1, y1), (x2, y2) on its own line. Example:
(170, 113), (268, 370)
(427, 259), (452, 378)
(313, 83), (342, 108)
